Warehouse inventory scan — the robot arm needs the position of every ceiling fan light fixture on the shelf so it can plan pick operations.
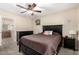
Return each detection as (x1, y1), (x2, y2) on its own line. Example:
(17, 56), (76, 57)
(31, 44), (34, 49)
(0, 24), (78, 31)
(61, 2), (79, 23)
(33, 6), (41, 10)
(27, 10), (33, 13)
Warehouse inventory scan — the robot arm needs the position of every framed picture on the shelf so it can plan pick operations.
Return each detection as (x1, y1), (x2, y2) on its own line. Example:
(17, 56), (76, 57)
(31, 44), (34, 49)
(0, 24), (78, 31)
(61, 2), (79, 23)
(35, 19), (40, 25)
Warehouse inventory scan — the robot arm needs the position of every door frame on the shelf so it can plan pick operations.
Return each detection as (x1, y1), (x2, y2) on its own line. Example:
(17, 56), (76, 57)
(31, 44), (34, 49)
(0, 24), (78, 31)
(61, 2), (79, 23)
(0, 16), (16, 46)
(0, 16), (2, 46)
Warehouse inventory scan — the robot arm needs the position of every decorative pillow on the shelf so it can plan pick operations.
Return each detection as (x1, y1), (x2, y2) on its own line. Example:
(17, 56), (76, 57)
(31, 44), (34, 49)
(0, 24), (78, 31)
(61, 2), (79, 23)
(48, 31), (53, 35)
(43, 31), (53, 35)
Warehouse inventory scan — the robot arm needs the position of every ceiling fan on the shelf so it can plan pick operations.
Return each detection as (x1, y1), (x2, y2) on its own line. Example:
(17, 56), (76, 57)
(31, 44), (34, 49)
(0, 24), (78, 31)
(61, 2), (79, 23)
(16, 3), (42, 15)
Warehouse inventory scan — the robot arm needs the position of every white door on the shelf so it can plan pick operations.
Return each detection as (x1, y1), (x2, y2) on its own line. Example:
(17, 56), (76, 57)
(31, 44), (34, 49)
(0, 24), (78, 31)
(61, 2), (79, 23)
(0, 16), (2, 46)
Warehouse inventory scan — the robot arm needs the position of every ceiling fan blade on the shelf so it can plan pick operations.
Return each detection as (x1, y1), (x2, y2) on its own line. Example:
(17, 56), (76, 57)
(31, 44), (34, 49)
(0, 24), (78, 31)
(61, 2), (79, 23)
(16, 5), (27, 9)
(32, 3), (36, 8)
(27, 3), (36, 10)
(27, 4), (32, 10)
(20, 11), (26, 13)
(34, 10), (42, 13)
(28, 4), (31, 8)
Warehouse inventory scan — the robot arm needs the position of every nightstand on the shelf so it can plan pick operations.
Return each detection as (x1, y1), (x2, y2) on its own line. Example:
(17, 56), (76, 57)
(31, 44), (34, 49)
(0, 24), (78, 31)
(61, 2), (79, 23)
(63, 36), (75, 50)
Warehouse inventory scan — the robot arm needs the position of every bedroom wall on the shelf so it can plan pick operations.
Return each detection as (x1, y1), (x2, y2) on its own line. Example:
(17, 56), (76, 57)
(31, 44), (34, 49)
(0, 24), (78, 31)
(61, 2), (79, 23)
(0, 10), (33, 31)
(33, 7), (78, 37)
(77, 6), (79, 40)
(0, 16), (2, 46)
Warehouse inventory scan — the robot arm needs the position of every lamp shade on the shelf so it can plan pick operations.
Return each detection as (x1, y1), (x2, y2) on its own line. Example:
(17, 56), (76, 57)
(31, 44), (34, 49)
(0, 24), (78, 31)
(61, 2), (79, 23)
(69, 30), (76, 34)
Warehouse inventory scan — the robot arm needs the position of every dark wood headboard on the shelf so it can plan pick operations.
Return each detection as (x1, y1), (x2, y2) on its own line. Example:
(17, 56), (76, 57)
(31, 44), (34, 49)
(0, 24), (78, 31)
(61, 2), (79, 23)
(43, 25), (62, 35)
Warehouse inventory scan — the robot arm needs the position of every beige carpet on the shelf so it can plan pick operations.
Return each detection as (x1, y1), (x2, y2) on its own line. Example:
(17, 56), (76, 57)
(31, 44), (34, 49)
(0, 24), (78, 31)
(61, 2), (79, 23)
(0, 38), (22, 55)
(58, 48), (78, 55)
(0, 38), (78, 55)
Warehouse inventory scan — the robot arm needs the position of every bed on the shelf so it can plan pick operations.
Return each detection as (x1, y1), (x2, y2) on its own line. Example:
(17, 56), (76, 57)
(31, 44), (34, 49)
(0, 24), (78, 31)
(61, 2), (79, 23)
(19, 25), (63, 55)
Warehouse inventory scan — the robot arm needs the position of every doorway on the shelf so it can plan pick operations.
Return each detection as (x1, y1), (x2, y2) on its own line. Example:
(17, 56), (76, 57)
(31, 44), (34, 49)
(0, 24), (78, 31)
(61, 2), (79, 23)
(2, 17), (16, 46)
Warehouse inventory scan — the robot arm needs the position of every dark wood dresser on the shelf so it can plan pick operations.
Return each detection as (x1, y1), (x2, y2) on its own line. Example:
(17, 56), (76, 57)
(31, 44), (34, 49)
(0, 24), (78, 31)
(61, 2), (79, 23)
(64, 36), (75, 50)
(17, 31), (33, 45)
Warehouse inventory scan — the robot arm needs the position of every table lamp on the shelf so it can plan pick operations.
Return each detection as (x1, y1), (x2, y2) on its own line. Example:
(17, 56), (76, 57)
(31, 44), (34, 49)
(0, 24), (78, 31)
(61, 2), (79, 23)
(69, 30), (76, 39)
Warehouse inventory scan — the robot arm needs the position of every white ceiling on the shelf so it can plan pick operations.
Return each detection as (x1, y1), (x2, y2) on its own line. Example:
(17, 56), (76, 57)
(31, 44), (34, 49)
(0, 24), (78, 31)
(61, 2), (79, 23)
(0, 3), (79, 17)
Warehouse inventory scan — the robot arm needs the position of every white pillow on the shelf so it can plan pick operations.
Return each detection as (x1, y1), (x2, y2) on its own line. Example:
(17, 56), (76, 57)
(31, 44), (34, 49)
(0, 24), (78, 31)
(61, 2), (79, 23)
(43, 31), (53, 35)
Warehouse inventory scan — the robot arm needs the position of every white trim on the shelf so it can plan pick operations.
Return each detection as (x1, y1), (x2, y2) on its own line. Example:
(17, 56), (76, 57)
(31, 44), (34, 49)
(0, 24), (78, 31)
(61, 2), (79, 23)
(12, 18), (16, 42)
(0, 16), (2, 46)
